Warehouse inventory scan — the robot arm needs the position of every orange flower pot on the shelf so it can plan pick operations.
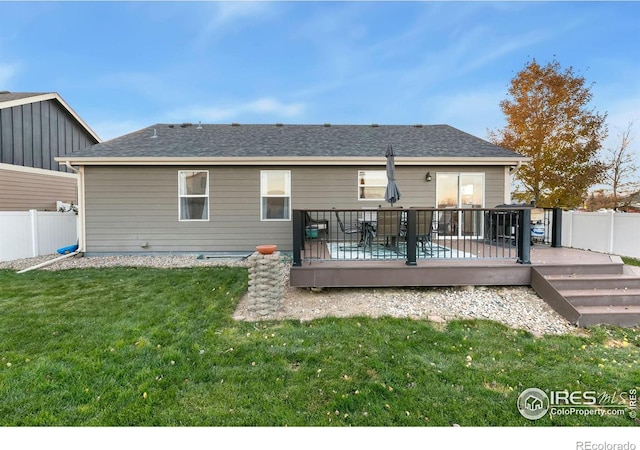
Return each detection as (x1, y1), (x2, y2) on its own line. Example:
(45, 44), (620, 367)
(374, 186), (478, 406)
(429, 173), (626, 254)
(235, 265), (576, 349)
(256, 245), (277, 255)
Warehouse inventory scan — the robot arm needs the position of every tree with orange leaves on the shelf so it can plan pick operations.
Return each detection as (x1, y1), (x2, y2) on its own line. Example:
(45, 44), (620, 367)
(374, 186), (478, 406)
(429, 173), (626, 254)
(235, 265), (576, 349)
(489, 59), (608, 208)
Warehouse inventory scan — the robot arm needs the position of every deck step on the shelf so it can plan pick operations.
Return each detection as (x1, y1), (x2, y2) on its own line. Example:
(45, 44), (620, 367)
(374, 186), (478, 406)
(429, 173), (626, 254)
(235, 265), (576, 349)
(533, 263), (640, 328)
(559, 288), (640, 307)
(534, 263), (624, 276)
(546, 274), (640, 290)
(575, 305), (640, 327)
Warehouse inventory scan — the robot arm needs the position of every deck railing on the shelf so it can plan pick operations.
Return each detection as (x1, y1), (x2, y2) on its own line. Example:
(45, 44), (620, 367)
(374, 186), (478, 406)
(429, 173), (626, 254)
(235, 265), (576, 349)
(292, 207), (563, 266)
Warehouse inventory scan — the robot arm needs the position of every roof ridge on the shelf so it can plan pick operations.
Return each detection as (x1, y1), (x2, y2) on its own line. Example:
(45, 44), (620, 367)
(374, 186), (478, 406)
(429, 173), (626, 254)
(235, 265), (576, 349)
(61, 122), (524, 161)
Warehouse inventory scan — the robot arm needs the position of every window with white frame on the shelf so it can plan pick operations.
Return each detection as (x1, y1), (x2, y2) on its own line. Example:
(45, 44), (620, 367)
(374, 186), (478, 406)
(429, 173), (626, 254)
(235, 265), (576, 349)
(261, 170), (291, 220)
(178, 170), (209, 221)
(358, 170), (386, 200)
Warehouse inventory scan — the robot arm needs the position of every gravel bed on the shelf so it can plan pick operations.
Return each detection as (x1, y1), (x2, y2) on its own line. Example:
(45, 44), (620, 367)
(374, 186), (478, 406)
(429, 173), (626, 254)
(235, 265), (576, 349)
(1, 253), (575, 336)
(0, 253), (250, 271)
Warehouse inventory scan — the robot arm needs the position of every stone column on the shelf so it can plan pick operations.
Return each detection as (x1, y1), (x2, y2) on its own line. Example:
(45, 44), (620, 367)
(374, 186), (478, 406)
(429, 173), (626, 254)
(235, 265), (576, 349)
(247, 251), (284, 317)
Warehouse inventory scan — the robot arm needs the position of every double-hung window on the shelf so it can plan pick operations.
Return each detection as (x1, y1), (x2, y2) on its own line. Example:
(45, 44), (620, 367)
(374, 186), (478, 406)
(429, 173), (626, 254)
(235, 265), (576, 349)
(178, 170), (209, 221)
(261, 170), (291, 221)
(358, 170), (386, 201)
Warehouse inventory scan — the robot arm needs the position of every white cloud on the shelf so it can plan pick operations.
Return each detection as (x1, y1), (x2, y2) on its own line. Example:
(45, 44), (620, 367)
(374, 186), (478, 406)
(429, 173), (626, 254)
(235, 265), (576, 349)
(210, 2), (271, 28)
(247, 98), (304, 116)
(458, 29), (551, 75)
(170, 97), (306, 123)
(425, 86), (507, 140)
(196, 2), (275, 46)
(283, 3), (550, 119)
(0, 62), (20, 87)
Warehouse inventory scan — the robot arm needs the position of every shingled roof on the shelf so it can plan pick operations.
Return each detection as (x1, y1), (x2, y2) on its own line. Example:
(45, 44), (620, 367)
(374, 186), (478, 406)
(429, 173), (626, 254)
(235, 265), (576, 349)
(63, 123), (524, 163)
(0, 91), (49, 103)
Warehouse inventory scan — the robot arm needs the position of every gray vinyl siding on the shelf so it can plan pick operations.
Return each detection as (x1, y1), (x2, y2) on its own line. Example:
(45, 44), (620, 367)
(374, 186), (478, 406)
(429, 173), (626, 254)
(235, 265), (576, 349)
(84, 165), (509, 253)
(0, 167), (77, 211)
(0, 99), (97, 173)
(297, 166), (505, 209)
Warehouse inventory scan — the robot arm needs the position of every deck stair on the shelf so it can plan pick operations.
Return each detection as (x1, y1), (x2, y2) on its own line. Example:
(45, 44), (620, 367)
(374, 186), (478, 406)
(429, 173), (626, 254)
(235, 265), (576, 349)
(532, 260), (640, 327)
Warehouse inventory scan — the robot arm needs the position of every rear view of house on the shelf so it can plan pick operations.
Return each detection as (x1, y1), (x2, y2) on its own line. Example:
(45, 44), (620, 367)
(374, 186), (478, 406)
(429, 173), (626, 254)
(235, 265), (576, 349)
(57, 123), (528, 255)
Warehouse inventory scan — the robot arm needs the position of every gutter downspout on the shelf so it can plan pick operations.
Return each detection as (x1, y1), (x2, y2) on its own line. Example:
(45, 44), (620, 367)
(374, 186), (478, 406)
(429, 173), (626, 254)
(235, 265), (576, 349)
(507, 161), (524, 204)
(65, 161), (86, 253)
(509, 161), (523, 175)
(17, 251), (81, 274)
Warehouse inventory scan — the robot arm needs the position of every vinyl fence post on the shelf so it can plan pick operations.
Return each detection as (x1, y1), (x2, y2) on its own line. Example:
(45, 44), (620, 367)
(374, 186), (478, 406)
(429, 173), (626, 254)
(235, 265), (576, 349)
(608, 211), (615, 254)
(29, 209), (39, 257)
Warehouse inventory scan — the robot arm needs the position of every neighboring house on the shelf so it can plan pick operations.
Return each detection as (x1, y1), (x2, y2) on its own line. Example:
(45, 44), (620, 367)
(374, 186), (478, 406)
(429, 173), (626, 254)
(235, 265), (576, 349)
(620, 190), (640, 213)
(56, 123), (528, 254)
(0, 91), (101, 211)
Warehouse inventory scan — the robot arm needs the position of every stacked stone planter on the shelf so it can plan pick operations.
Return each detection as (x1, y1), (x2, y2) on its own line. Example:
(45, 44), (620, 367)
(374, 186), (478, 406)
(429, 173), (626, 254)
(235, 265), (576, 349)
(247, 250), (284, 317)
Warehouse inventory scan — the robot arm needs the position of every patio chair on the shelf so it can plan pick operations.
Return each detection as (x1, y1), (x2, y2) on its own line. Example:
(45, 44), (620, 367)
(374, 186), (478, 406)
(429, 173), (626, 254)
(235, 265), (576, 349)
(334, 209), (361, 249)
(375, 209), (403, 251)
(413, 209), (434, 254)
(435, 210), (454, 236)
(305, 211), (329, 239)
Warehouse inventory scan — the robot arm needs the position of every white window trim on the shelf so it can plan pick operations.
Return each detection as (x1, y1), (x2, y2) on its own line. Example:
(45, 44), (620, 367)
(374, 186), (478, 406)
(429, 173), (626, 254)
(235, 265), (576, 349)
(357, 169), (387, 201)
(178, 170), (210, 222)
(260, 170), (291, 221)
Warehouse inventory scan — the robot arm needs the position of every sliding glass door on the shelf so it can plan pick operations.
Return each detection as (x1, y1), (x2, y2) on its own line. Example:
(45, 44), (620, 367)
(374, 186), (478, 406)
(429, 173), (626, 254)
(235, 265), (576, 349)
(436, 173), (485, 237)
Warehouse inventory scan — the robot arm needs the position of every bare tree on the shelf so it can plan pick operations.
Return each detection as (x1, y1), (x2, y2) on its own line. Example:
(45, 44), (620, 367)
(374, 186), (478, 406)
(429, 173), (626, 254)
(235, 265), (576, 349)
(602, 121), (639, 208)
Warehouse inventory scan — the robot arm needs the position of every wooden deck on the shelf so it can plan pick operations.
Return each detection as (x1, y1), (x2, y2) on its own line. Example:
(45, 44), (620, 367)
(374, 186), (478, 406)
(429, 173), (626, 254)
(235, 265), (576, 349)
(290, 244), (622, 288)
(291, 208), (640, 327)
(290, 244), (640, 327)
(529, 246), (623, 266)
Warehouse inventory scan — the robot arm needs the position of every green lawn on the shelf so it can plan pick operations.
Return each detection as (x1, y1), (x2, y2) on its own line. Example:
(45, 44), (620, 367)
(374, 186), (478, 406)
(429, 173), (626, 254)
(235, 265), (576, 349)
(622, 256), (640, 267)
(0, 266), (638, 426)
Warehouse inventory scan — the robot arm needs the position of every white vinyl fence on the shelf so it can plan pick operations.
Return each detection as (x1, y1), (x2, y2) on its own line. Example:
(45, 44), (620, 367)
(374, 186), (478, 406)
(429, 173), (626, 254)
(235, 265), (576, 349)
(0, 210), (78, 262)
(562, 211), (640, 259)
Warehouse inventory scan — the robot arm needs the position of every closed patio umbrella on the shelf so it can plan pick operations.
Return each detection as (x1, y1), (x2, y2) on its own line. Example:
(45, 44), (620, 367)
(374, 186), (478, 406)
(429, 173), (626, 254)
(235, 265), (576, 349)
(384, 144), (401, 206)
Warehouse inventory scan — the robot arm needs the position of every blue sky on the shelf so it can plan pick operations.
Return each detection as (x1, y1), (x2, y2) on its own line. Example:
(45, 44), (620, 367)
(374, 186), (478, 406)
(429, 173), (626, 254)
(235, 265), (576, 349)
(1, 1), (638, 150)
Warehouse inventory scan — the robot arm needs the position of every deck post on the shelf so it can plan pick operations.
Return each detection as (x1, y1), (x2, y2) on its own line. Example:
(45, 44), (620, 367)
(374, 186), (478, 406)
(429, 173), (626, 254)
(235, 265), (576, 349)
(517, 208), (531, 265)
(405, 209), (417, 266)
(551, 208), (562, 248)
(292, 209), (303, 267)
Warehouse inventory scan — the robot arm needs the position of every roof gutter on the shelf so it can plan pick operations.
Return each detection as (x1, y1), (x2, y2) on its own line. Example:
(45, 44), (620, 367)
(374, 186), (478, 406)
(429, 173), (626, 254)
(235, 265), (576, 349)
(55, 156), (531, 167)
